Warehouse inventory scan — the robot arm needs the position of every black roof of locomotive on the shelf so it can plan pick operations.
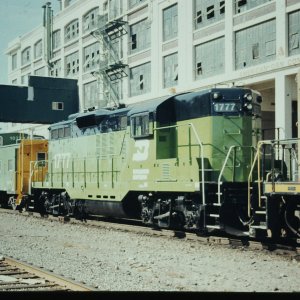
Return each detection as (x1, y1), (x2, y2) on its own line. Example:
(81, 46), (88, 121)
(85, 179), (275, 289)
(127, 87), (252, 123)
(49, 87), (254, 130)
(127, 94), (183, 116)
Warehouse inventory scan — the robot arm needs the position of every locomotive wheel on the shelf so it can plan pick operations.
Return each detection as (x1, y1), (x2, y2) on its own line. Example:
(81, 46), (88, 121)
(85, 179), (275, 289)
(73, 200), (87, 222)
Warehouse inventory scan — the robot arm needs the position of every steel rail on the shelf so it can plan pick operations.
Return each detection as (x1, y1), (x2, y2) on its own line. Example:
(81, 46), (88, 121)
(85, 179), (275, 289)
(0, 208), (299, 260)
(2, 256), (97, 291)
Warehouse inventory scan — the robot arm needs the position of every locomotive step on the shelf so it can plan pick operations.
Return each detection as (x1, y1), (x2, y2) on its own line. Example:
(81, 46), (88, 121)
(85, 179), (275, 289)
(255, 210), (266, 214)
(208, 214), (220, 218)
(206, 225), (221, 229)
(250, 225), (267, 230)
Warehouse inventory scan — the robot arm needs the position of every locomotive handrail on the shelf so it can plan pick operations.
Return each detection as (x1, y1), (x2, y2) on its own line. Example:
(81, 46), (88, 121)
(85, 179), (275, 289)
(29, 160), (47, 195)
(247, 146), (260, 217)
(247, 140), (276, 217)
(189, 123), (206, 206)
(217, 145), (238, 205)
(246, 139), (298, 217)
(216, 145), (256, 209)
(154, 123), (206, 205)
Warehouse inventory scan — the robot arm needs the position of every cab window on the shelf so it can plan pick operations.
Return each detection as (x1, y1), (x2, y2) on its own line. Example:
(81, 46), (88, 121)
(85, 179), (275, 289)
(37, 152), (46, 167)
(130, 113), (153, 138)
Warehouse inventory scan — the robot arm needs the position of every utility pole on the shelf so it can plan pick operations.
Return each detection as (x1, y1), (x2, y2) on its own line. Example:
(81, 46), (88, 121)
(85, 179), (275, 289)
(42, 2), (53, 72)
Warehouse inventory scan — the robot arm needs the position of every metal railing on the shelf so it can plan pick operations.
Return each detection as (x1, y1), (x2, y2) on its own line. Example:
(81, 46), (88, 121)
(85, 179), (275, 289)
(247, 138), (300, 216)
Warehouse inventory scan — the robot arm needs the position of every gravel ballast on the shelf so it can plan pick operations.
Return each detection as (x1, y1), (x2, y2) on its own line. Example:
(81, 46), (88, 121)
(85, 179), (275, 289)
(0, 211), (299, 292)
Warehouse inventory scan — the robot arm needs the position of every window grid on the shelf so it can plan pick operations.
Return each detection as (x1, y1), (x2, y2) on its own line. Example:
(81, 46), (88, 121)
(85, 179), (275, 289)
(21, 47), (31, 66)
(65, 19), (79, 43)
(195, 37), (225, 80)
(34, 67), (45, 76)
(235, 19), (276, 70)
(83, 7), (99, 33)
(83, 43), (100, 72)
(109, 0), (122, 20)
(128, 0), (147, 10)
(129, 62), (151, 97)
(194, 0), (225, 30)
(52, 30), (61, 49)
(50, 60), (61, 77)
(288, 10), (300, 56)
(235, 0), (272, 14)
(129, 19), (151, 54)
(34, 40), (43, 59)
(65, 51), (79, 77)
(163, 52), (178, 88)
(163, 4), (178, 42)
(11, 54), (17, 71)
(83, 80), (99, 109)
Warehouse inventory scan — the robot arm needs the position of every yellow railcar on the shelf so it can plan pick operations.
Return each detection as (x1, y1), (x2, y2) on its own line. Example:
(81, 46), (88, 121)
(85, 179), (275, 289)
(0, 134), (48, 209)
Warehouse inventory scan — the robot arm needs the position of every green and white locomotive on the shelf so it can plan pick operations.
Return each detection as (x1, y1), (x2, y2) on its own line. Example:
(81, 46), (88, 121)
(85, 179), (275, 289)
(32, 87), (262, 235)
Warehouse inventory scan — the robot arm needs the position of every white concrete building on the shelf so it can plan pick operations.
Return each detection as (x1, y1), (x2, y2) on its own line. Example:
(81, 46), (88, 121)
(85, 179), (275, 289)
(5, 0), (300, 140)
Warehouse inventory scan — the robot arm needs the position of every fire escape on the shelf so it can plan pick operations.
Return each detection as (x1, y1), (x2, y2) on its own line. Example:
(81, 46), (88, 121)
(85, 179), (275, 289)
(91, 14), (128, 108)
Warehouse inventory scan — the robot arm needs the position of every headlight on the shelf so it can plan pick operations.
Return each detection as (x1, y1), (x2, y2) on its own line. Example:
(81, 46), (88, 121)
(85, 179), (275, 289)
(246, 103), (252, 110)
(244, 93), (253, 102)
(212, 92), (222, 100)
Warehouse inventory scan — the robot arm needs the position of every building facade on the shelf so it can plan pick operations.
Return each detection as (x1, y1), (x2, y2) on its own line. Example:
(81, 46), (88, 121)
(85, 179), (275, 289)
(5, 0), (300, 139)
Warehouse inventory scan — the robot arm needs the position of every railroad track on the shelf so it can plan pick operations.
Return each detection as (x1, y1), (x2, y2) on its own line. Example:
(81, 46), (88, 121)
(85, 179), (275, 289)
(0, 256), (97, 292)
(1, 208), (300, 261)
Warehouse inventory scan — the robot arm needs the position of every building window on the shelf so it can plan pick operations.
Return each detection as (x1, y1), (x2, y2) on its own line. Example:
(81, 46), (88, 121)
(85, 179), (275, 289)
(65, 19), (79, 43)
(288, 10), (300, 56)
(109, 0), (122, 20)
(52, 30), (61, 49)
(34, 67), (45, 76)
(21, 47), (31, 66)
(220, 1), (225, 14)
(131, 34), (137, 50)
(64, 0), (74, 7)
(163, 4), (178, 42)
(34, 39), (43, 59)
(83, 43), (100, 72)
(163, 52), (178, 88)
(52, 102), (64, 110)
(196, 10), (202, 24)
(11, 53), (17, 71)
(235, 0), (271, 14)
(128, 0), (147, 10)
(21, 73), (30, 85)
(235, 19), (276, 69)
(83, 80), (98, 110)
(195, 37), (225, 80)
(8, 159), (13, 171)
(196, 62), (202, 75)
(129, 62), (151, 97)
(50, 59), (61, 77)
(12, 79), (17, 85)
(129, 19), (151, 54)
(252, 43), (259, 59)
(65, 51), (79, 77)
(194, 0), (225, 30)
(83, 7), (99, 33)
(207, 5), (215, 19)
